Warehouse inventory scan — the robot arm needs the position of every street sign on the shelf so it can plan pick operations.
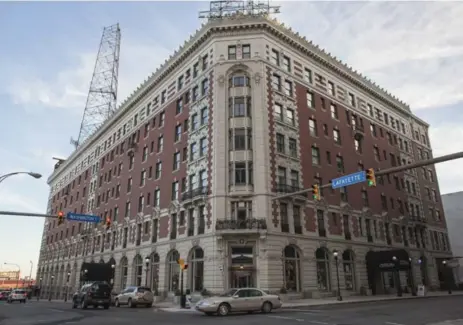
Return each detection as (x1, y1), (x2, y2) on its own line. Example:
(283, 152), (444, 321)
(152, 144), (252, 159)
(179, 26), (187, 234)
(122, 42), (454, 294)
(66, 212), (101, 223)
(331, 171), (366, 189)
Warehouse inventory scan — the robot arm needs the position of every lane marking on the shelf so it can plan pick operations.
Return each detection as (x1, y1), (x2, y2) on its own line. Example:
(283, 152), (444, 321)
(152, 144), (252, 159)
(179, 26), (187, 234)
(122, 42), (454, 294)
(308, 321), (330, 325)
(48, 308), (64, 313)
(267, 315), (305, 322)
(385, 322), (406, 325)
(283, 308), (324, 312)
(303, 312), (324, 315)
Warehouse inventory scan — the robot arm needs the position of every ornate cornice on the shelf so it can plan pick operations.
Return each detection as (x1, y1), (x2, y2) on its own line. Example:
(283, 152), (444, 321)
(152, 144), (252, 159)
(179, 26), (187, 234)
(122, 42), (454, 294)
(49, 16), (422, 183)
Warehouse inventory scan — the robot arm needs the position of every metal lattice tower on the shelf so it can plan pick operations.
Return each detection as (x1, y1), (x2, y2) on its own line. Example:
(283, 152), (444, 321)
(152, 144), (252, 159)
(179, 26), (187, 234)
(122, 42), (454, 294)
(71, 23), (121, 149)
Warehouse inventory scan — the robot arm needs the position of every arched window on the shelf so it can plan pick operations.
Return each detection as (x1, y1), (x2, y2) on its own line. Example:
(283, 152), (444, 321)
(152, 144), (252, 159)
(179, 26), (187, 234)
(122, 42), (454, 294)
(133, 255), (143, 286)
(315, 248), (331, 291)
(283, 245), (301, 292)
(342, 250), (355, 290)
(167, 250), (180, 292)
(228, 73), (250, 88)
(150, 253), (160, 294)
(189, 247), (204, 292)
(120, 257), (128, 289)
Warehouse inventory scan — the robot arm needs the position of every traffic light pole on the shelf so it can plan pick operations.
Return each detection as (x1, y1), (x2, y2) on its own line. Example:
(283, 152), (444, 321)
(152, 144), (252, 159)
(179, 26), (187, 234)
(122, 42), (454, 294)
(0, 211), (57, 218)
(272, 151), (463, 200)
(180, 268), (186, 308)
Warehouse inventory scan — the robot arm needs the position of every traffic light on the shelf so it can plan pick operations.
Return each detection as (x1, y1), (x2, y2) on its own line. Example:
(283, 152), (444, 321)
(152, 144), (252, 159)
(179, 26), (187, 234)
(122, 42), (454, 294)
(312, 184), (320, 201)
(57, 211), (64, 225)
(105, 217), (111, 230)
(366, 168), (376, 187)
(177, 258), (185, 270)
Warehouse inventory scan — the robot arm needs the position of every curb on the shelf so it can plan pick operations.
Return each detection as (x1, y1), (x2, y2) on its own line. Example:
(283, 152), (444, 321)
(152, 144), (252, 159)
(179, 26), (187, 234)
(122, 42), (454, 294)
(280, 294), (459, 309)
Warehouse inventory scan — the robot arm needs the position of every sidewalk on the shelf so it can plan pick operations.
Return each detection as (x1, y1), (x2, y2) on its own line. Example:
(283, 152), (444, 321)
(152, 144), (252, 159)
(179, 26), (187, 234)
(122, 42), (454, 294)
(157, 291), (463, 312)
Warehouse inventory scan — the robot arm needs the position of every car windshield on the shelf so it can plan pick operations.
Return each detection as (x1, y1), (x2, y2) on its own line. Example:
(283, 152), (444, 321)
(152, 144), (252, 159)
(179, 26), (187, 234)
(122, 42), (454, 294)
(137, 287), (151, 293)
(14, 290), (25, 294)
(219, 289), (238, 297)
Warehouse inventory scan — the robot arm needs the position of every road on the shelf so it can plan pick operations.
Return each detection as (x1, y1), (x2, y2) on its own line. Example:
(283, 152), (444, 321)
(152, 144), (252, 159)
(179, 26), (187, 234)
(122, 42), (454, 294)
(1, 296), (463, 325)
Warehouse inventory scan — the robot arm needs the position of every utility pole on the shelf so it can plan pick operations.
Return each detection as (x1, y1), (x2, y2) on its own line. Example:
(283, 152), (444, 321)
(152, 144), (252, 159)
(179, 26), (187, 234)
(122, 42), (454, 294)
(272, 151), (463, 201)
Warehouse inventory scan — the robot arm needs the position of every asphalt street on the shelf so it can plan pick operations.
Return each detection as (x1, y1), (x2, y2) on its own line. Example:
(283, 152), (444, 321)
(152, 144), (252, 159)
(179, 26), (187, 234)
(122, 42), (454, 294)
(1, 295), (463, 325)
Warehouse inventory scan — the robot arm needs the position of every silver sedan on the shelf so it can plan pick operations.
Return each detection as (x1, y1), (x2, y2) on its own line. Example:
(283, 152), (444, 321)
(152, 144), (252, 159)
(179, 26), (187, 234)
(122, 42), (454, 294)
(195, 288), (282, 316)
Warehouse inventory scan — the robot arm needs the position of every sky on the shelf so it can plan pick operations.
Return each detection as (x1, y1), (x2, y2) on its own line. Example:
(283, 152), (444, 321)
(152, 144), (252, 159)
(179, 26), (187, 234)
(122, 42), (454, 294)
(0, 1), (462, 279)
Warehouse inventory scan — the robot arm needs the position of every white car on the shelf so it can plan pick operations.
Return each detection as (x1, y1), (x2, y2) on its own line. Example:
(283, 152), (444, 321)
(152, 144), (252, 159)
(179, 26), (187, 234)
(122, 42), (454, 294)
(7, 290), (27, 304)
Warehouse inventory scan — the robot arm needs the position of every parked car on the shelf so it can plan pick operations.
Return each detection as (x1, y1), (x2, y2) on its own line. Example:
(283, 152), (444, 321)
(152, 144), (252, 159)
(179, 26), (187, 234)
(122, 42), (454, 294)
(114, 286), (153, 308)
(71, 281), (111, 309)
(7, 289), (27, 304)
(0, 291), (11, 301)
(195, 288), (282, 316)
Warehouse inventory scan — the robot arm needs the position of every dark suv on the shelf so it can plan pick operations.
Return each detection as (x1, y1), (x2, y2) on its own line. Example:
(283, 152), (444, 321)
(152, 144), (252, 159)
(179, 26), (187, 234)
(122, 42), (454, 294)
(72, 282), (111, 309)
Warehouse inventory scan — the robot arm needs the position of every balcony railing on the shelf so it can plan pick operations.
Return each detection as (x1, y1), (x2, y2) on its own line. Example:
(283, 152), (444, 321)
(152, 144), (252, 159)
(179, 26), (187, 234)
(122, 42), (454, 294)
(181, 186), (208, 201)
(275, 183), (302, 194)
(216, 218), (267, 231)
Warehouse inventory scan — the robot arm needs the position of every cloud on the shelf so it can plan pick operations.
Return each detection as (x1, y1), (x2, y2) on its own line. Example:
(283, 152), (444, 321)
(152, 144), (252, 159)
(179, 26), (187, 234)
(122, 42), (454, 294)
(279, 1), (463, 111)
(0, 191), (43, 213)
(429, 123), (463, 195)
(4, 40), (173, 113)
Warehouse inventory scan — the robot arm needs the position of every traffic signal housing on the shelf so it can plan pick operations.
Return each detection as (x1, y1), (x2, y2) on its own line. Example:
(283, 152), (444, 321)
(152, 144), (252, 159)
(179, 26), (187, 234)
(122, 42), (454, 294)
(105, 217), (111, 230)
(177, 258), (187, 270)
(57, 211), (64, 225)
(312, 184), (320, 201)
(366, 168), (376, 187)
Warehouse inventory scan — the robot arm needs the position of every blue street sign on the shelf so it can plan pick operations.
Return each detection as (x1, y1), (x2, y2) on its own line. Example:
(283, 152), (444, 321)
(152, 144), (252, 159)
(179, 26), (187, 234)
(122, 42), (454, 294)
(331, 171), (366, 189)
(66, 212), (101, 223)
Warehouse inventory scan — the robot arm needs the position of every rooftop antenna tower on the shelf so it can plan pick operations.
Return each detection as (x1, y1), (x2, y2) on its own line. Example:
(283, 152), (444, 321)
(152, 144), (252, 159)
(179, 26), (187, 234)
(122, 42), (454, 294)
(71, 23), (121, 150)
(199, 0), (280, 20)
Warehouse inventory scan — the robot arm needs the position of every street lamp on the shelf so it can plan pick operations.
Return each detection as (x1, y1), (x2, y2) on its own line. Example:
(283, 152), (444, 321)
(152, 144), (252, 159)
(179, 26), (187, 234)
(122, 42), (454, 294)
(4, 262), (20, 288)
(408, 258), (417, 296)
(64, 272), (71, 302)
(392, 256), (402, 297)
(442, 260), (452, 294)
(37, 277), (42, 301)
(110, 264), (115, 288)
(29, 261), (33, 288)
(333, 250), (342, 301)
(48, 275), (55, 302)
(145, 257), (150, 287)
(0, 171), (42, 184)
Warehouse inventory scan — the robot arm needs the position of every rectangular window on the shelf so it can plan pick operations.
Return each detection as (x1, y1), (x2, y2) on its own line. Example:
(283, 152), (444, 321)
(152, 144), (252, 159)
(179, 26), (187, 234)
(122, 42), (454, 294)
(228, 45), (236, 60)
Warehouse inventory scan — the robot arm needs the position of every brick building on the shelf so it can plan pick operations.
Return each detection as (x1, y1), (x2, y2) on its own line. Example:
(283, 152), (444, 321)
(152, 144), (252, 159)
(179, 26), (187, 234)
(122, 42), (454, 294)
(36, 10), (452, 300)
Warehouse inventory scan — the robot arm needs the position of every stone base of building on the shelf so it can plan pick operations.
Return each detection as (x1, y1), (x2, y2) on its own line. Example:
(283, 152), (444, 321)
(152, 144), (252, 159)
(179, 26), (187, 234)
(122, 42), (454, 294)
(38, 232), (446, 298)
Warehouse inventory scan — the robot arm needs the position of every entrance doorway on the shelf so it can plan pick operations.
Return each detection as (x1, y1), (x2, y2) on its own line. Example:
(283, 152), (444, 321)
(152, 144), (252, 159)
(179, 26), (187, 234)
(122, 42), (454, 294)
(231, 270), (253, 288)
(229, 245), (255, 288)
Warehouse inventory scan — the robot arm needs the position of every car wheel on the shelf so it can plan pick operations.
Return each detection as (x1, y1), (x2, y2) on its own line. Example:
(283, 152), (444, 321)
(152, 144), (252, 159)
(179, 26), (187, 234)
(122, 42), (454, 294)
(261, 301), (272, 313)
(103, 304), (109, 310)
(128, 299), (134, 308)
(115, 299), (120, 307)
(217, 303), (230, 316)
(81, 300), (87, 309)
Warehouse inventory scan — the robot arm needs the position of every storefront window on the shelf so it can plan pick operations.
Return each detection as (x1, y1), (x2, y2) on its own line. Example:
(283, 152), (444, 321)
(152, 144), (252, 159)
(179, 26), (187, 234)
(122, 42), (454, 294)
(283, 245), (301, 292)
(315, 248), (331, 291)
(167, 250), (180, 292)
(189, 247), (204, 292)
(342, 250), (355, 290)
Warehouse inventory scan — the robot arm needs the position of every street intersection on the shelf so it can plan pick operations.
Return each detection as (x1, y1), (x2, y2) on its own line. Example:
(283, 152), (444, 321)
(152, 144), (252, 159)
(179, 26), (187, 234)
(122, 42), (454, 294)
(1, 295), (463, 325)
